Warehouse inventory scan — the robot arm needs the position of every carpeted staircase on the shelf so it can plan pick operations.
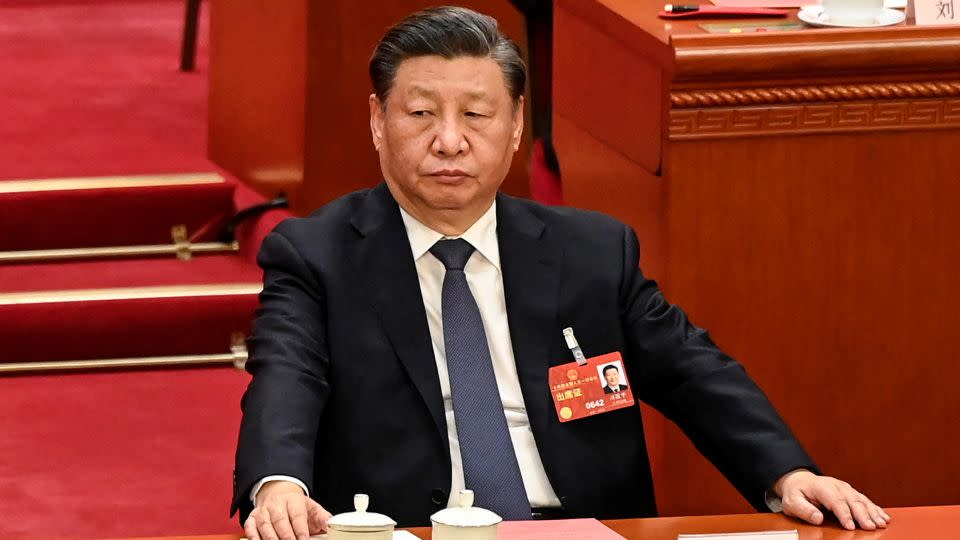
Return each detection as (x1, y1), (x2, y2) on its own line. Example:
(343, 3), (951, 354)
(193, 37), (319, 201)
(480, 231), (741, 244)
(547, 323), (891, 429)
(0, 173), (290, 539)
(0, 173), (284, 371)
(0, 1), (296, 537)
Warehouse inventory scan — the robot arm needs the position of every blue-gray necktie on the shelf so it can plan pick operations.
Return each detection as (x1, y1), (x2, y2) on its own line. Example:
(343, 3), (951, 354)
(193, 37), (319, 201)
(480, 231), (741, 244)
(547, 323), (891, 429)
(430, 238), (531, 520)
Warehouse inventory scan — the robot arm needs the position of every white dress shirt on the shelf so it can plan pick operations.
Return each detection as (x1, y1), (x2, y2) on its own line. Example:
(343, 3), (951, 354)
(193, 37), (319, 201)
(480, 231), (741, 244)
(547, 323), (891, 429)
(252, 201), (561, 509)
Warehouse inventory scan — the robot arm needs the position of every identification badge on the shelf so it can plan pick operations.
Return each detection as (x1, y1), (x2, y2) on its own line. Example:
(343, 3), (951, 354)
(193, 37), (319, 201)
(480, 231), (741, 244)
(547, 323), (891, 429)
(548, 351), (636, 422)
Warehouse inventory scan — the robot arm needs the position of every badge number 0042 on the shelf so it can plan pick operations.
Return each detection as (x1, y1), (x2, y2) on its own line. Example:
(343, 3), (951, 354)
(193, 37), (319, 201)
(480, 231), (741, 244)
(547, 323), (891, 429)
(548, 351), (636, 423)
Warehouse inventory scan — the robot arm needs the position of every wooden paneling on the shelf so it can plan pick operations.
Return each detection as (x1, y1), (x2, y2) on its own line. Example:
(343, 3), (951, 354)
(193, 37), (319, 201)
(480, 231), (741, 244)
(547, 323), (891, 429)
(208, 0), (306, 199)
(552, 6), (664, 174)
(556, 0), (960, 517)
(659, 129), (960, 514)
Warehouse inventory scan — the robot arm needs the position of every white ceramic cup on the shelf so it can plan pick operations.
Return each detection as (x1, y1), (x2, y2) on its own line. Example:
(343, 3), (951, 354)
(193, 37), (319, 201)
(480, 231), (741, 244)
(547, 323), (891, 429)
(820, 0), (884, 24)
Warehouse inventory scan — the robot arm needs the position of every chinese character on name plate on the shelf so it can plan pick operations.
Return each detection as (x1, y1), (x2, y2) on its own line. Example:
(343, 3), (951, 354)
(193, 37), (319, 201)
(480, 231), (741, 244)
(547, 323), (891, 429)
(937, 0), (955, 19)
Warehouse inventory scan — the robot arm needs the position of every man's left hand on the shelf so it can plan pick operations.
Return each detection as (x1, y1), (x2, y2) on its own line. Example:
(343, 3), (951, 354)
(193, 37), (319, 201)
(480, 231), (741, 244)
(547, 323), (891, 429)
(774, 469), (891, 531)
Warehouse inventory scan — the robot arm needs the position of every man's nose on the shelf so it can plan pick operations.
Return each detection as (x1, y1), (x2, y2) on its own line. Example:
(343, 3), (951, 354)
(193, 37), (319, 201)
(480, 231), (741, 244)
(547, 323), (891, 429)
(432, 118), (467, 156)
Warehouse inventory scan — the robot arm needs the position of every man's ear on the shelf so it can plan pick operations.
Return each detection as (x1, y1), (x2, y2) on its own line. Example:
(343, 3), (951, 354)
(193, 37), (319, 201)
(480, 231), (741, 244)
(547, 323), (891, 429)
(511, 96), (525, 152)
(369, 93), (384, 151)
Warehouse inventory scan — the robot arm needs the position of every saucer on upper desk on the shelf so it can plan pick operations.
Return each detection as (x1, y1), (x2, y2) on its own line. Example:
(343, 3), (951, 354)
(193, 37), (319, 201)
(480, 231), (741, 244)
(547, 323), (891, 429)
(798, 5), (906, 27)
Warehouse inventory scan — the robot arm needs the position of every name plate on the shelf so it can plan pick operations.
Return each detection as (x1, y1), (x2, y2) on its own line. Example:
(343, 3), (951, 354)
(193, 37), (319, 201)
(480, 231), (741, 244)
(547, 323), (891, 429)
(678, 531), (798, 540)
(909, 0), (959, 25)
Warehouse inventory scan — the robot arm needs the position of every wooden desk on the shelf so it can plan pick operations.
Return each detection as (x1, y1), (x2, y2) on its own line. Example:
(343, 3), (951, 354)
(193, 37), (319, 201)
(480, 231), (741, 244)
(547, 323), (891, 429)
(553, 0), (960, 517)
(118, 505), (959, 539)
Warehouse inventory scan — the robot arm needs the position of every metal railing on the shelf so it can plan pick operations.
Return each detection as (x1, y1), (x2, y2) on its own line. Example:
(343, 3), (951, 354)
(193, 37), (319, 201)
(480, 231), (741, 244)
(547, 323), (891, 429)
(0, 336), (249, 375)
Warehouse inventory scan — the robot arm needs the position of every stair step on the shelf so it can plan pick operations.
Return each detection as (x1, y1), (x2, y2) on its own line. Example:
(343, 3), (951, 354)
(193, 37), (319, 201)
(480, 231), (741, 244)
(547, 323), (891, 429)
(0, 253), (264, 364)
(0, 254), (262, 293)
(0, 283), (261, 363)
(0, 173), (235, 251)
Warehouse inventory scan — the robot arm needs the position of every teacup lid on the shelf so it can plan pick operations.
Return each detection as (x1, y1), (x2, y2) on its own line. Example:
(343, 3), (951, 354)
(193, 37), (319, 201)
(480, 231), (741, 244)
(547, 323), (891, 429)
(327, 494), (397, 532)
(430, 490), (503, 528)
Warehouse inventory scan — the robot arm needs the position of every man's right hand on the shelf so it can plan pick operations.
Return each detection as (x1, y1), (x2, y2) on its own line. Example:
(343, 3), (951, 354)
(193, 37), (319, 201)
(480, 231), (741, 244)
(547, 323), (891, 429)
(244, 480), (333, 540)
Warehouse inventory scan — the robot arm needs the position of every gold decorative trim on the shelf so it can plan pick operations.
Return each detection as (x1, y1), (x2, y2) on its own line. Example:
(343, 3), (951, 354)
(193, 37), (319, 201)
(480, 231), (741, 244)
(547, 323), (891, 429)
(0, 241), (238, 264)
(669, 98), (960, 139)
(0, 173), (224, 194)
(0, 283), (263, 306)
(172, 225), (192, 261)
(671, 82), (960, 109)
(0, 341), (249, 374)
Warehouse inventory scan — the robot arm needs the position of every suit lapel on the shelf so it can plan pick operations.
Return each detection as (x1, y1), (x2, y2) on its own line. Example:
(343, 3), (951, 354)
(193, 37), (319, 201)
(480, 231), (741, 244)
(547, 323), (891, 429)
(350, 184), (447, 443)
(496, 194), (563, 441)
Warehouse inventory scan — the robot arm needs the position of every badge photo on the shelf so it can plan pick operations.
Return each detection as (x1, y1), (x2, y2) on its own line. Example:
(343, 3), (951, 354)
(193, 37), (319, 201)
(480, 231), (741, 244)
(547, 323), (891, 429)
(598, 360), (629, 395)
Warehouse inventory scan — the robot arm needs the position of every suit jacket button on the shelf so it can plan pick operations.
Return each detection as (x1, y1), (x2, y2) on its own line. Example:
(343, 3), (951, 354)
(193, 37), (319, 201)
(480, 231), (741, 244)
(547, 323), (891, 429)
(431, 488), (447, 505)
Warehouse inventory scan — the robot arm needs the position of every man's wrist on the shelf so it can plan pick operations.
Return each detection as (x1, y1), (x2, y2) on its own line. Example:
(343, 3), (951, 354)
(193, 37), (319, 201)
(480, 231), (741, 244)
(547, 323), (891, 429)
(765, 468), (814, 512)
(773, 468), (813, 497)
(250, 475), (309, 505)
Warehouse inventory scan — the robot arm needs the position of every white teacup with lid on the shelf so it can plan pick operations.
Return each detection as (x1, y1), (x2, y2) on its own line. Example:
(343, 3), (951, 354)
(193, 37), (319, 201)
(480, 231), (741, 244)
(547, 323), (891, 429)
(430, 490), (502, 540)
(327, 494), (397, 540)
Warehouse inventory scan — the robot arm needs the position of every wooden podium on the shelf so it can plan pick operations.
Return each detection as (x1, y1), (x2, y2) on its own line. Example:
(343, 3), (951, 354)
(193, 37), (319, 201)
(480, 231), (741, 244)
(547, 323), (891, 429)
(554, 0), (960, 517)
(208, 0), (532, 215)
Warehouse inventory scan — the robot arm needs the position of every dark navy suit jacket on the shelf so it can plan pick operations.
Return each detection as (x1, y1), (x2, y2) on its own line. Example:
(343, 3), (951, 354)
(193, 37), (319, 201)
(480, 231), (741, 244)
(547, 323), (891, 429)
(232, 183), (815, 526)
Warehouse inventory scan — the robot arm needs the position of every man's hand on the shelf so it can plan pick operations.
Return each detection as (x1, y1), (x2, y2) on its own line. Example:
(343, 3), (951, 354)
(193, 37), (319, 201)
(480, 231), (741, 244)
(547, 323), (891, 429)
(244, 480), (333, 540)
(774, 469), (891, 531)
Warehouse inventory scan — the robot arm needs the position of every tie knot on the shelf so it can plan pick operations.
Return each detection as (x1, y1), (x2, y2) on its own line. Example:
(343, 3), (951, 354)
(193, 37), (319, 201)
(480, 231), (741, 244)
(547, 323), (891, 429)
(430, 238), (475, 270)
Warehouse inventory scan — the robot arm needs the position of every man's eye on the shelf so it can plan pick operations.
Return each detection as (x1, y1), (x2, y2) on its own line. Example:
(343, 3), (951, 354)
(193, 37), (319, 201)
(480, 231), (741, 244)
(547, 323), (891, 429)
(411, 110), (430, 117)
(465, 112), (485, 118)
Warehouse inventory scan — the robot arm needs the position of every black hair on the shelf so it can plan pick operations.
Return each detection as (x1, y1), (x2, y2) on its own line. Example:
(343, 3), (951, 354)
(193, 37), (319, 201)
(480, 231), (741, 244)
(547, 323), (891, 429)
(369, 6), (526, 104)
(603, 364), (619, 375)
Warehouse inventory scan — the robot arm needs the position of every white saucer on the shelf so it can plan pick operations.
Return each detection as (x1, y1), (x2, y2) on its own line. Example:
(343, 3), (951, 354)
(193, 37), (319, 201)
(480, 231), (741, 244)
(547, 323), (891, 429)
(798, 6), (906, 27)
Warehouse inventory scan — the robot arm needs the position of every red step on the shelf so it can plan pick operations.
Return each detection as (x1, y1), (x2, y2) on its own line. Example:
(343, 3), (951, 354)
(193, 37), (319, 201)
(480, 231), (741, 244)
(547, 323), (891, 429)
(0, 173), (235, 251)
(0, 256), (262, 363)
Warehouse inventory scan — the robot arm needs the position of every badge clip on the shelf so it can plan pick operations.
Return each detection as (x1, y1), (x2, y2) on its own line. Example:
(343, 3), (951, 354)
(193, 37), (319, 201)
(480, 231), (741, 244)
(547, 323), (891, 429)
(562, 327), (588, 366)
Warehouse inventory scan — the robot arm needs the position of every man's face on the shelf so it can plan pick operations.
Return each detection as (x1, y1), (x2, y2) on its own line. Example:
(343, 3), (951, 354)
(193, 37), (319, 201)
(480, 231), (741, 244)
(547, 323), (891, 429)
(605, 368), (620, 387)
(369, 55), (523, 225)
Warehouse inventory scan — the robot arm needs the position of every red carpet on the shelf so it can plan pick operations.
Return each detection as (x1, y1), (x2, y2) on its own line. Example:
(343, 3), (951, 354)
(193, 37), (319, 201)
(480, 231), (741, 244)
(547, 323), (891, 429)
(0, 0), (212, 180)
(0, 368), (249, 539)
(0, 1), (262, 537)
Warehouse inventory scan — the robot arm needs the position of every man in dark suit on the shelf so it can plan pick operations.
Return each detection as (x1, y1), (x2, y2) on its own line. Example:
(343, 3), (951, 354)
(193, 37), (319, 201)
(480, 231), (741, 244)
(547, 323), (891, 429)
(235, 7), (890, 540)
(601, 364), (628, 394)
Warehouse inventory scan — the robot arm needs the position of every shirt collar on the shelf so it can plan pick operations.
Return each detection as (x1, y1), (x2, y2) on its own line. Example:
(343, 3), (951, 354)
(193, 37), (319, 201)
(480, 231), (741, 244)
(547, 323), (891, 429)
(398, 201), (500, 271)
